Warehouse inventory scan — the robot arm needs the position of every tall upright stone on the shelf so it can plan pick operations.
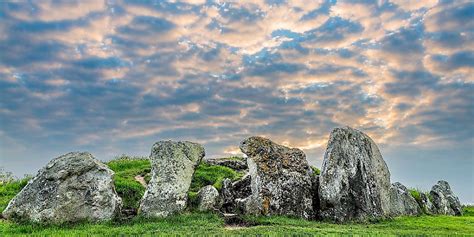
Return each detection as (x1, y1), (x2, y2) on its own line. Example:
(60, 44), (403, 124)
(139, 141), (205, 218)
(239, 136), (313, 219)
(2, 152), (122, 223)
(319, 127), (391, 222)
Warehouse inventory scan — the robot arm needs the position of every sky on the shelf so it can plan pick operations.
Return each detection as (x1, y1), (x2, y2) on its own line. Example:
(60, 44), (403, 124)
(0, 0), (473, 203)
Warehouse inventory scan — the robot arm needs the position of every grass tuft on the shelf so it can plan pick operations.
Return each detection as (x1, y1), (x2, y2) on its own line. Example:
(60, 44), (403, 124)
(0, 176), (31, 213)
(106, 156), (151, 210)
(190, 162), (243, 192)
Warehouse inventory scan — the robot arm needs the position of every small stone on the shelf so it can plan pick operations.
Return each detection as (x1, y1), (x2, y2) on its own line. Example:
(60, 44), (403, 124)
(197, 185), (219, 211)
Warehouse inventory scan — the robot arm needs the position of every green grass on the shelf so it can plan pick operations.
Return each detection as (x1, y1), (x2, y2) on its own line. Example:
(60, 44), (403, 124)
(0, 177), (30, 213)
(190, 162), (243, 192)
(1, 208), (473, 236)
(310, 166), (321, 176)
(106, 156), (151, 210)
(409, 188), (422, 203)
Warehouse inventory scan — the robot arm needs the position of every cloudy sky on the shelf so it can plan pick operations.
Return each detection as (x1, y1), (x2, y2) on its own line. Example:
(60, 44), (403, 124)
(0, 0), (473, 202)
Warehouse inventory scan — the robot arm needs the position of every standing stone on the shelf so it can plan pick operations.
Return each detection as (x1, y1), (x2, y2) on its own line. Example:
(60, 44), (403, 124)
(388, 182), (421, 216)
(319, 127), (392, 222)
(2, 152), (122, 223)
(430, 180), (463, 216)
(139, 141), (204, 218)
(196, 185), (219, 211)
(239, 136), (313, 219)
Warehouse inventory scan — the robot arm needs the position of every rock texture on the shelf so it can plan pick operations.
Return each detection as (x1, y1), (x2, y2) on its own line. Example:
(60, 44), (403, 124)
(319, 127), (391, 222)
(220, 174), (252, 213)
(139, 141), (205, 218)
(430, 180), (462, 216)
(2, 152), (122, 223)
(388, 182), (421, 216)
(205, 157), (248, 171)
(239, 136), (313, 219)
(196, 185), (219, 211)
(418, 192), (435, 214)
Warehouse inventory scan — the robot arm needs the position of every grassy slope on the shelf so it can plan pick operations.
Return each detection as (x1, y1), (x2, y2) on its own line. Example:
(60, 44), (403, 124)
(0, 178), (29, 213)
(1, 208), (473, 236)
(1, 158), (473, 236)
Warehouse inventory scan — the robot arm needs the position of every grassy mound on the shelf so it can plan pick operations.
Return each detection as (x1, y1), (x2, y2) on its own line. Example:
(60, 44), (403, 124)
(106, 156), (151, 210)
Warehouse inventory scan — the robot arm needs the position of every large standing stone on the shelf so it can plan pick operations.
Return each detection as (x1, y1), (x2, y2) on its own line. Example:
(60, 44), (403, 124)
(239, 136), (313, 219)
(319, 127), (391, 222)
(430, 180), (463, 216)
(2, 152), (122, 223)
(196, 185), (219, 211)
(139, 141), (205, 218)
(388, 182), (421, 216)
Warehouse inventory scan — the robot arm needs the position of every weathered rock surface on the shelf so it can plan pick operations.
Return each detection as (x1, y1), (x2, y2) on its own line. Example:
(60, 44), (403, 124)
(240, 136), (313, 219)
(2, 152), (122, 223)
(418, 192), (435, 214)
(139, 141), (205, 218)
(430, 180), (463, 216)
(388, 182), (421, 216)
(196, 185), (219, 211)
(205, 157), (248, 171)
(319, 127), (391, 222)
(220, 174), (252, 213)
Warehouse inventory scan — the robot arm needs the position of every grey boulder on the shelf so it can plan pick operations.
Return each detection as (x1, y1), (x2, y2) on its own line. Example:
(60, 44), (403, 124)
(139, 141), (205, 218)
(430, 180), (462, 216)
(2, 152), (122, 223)
(196, 185), (219, 211)
(240, 136), (313, 219)
(388, 182), (421, 216)
(319, 127), (392, 222)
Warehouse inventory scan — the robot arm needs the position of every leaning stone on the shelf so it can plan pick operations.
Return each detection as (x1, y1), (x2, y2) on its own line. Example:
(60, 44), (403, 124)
(2, 152), (122, 223)
(240, 136), (313, 219)
(197, 185), (219, 211)
(319, 127), (392, 222)
(430, 180), (463, 216)
(139, 141), (205, 218)
(388, 182), (422, 216)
